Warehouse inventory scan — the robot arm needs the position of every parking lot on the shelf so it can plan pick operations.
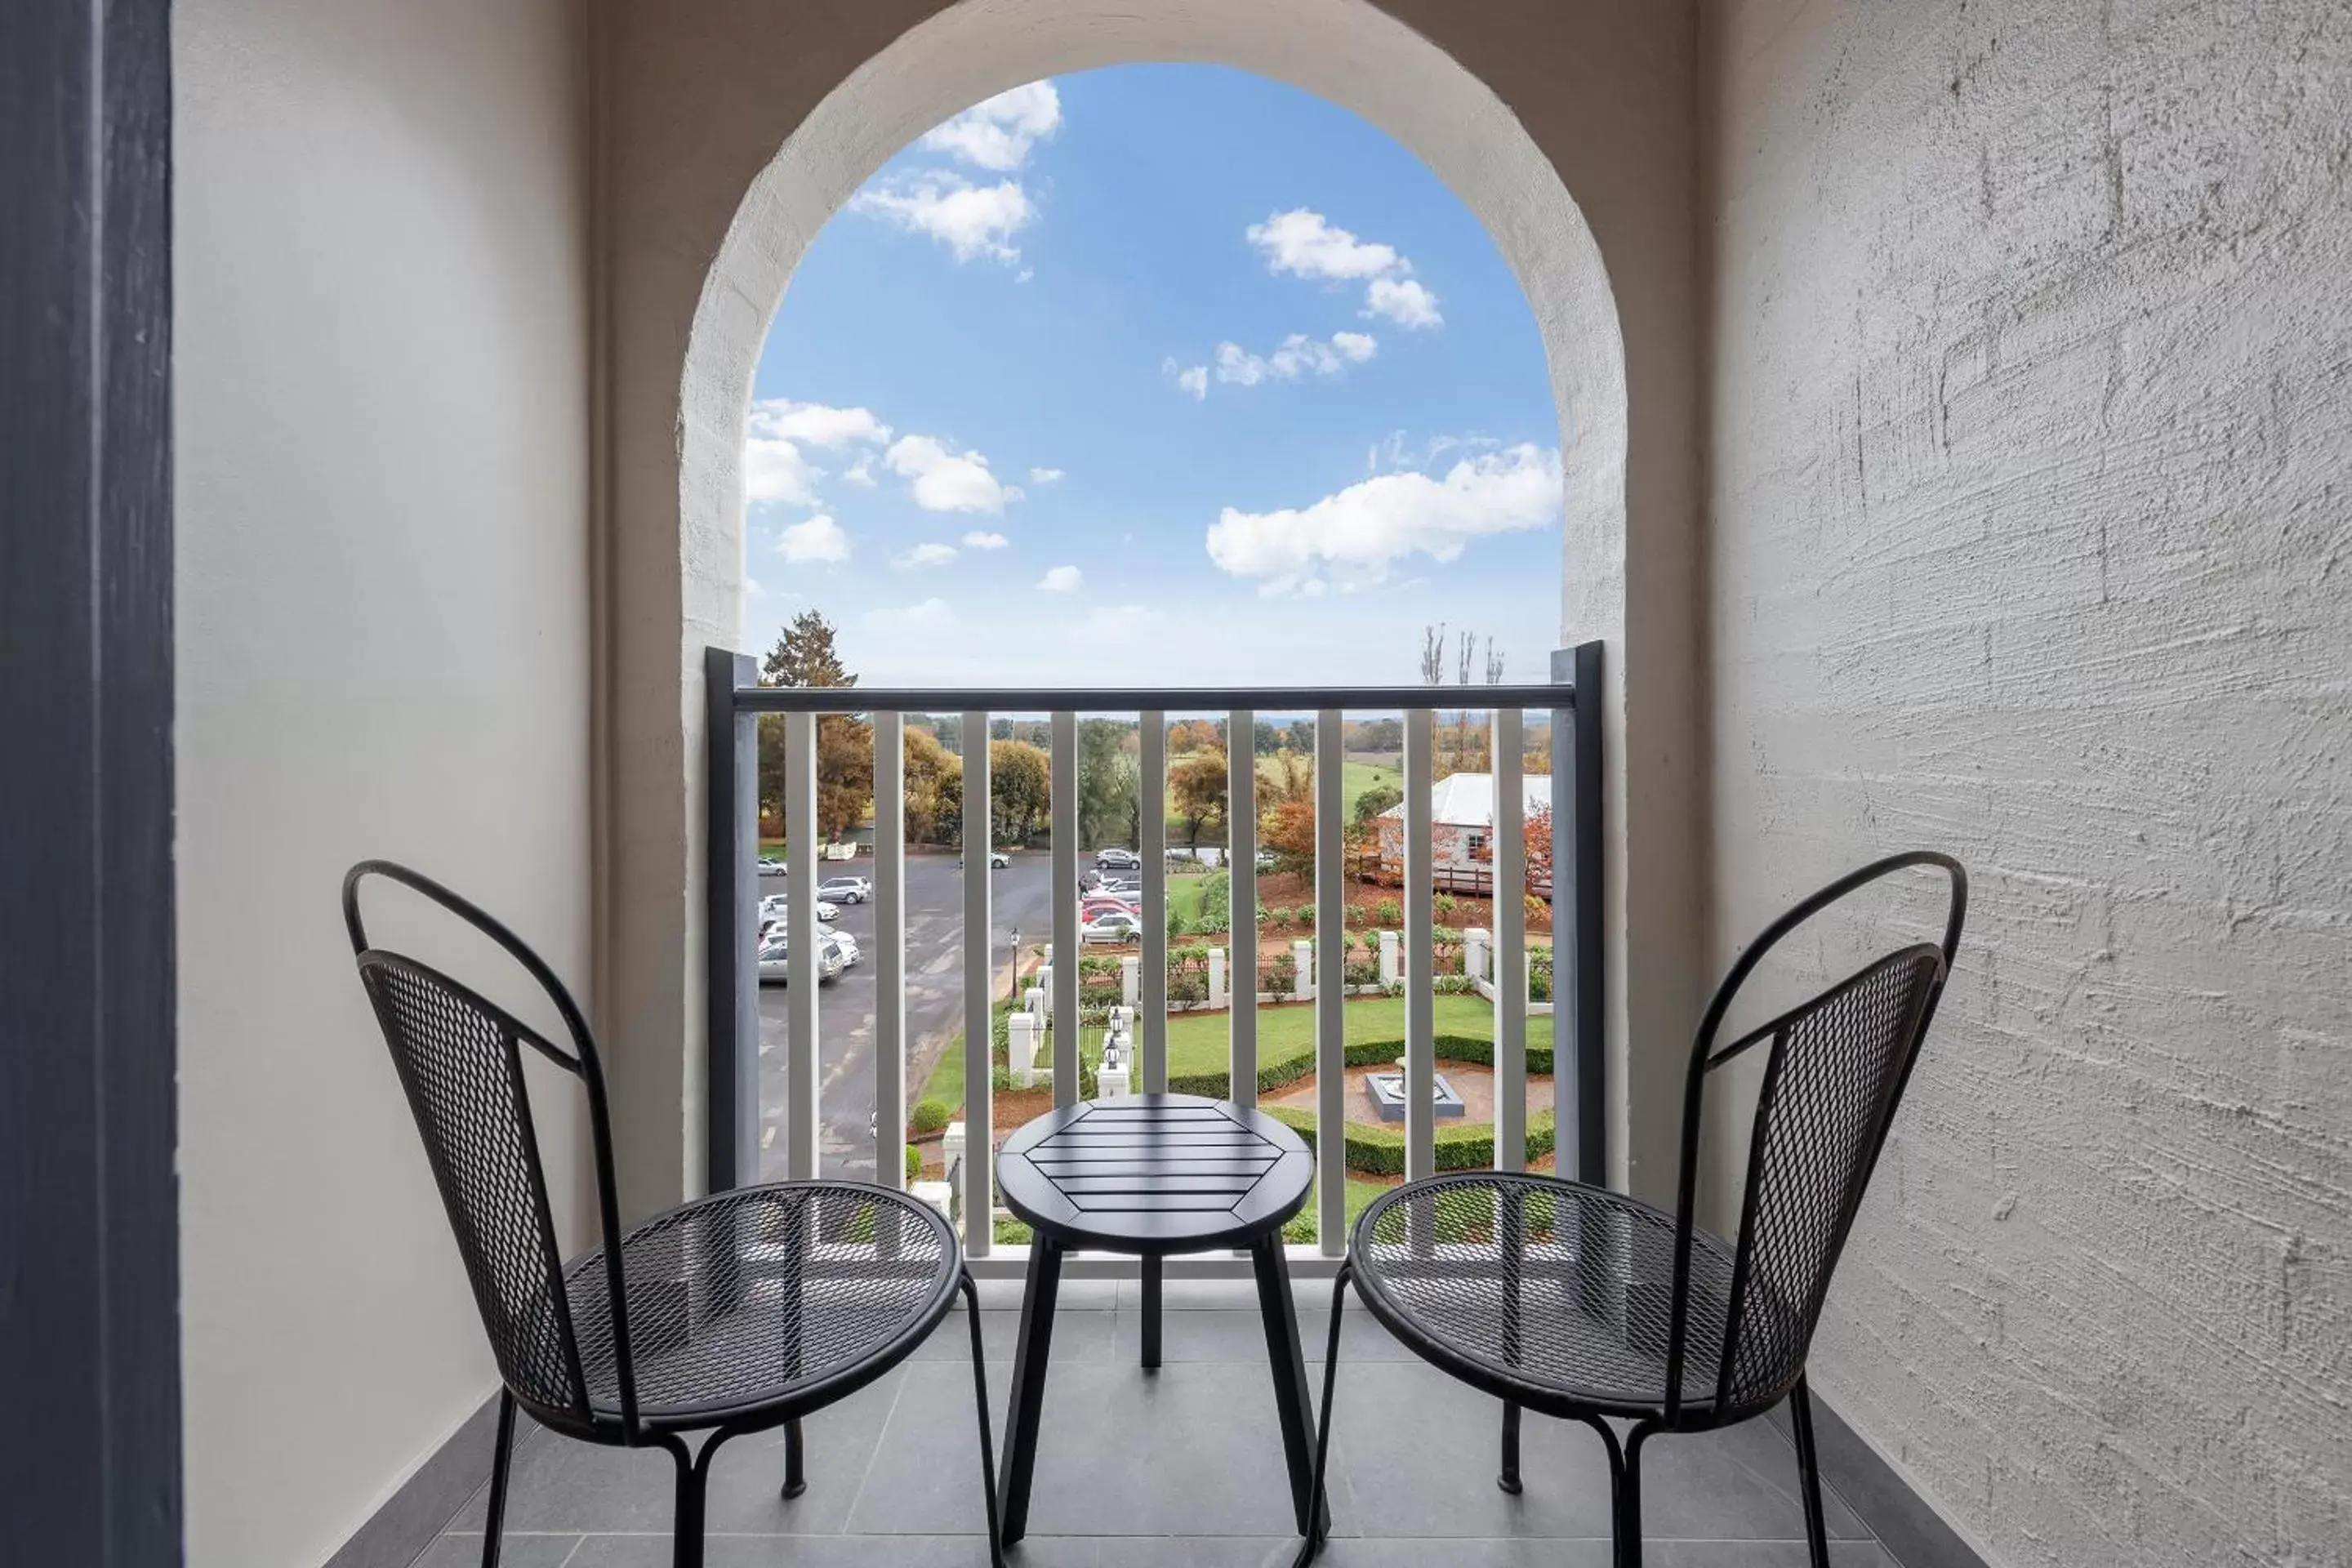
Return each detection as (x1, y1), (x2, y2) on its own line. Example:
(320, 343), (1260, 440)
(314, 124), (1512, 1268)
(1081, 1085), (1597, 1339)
(755, 852), (1057, 1181)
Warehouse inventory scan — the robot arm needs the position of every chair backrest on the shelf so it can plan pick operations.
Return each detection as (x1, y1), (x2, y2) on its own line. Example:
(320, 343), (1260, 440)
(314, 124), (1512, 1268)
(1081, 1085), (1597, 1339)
(1663, 851), (1967, 1419)
(341, 860), (640, 1437)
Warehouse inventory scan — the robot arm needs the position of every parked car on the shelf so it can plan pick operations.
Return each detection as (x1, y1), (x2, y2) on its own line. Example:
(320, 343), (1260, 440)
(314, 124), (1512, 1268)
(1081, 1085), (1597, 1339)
(755, 856), (786, 876)
(989, 849), (1011, 869)
(759, 892), (840, 924)
(817, 874), (871, 904)
(755, 933), (844, 985)
(1082, 887), (1141, 913)
(821, 924), (861, 968)
(1094, 847), (1141, 871)
(1079, 909), (1143, 944)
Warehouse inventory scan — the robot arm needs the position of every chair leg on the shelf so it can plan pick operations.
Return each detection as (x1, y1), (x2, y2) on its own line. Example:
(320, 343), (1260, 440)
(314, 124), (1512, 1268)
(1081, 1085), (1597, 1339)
(1615, 1423), (1653, 1568)
(478, 1390), (516, 1568)
(780, 1418), (806, 1500)
(662, 1432), (730, 1568)
(1498, 1400), (1523, 1494)
(1789, 1377), (1832, 1568)
(959, 1269), (1008, 1568)
(1285, 1263), (1352, 1568)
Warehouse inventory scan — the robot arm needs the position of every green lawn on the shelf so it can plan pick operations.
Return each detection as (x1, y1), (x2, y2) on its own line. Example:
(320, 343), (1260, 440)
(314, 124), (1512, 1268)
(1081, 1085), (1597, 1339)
(1165, 992), (1494, 1078)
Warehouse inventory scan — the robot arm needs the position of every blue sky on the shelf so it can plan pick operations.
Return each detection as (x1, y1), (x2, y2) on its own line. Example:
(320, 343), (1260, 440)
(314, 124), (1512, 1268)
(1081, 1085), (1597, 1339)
(743, 65), (1565, 688)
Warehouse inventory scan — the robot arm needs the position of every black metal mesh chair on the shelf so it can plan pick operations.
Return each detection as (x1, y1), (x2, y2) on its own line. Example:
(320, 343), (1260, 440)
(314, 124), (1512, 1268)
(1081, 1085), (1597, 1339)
(1294, 851), (1967, 1568)
(343, 860), (1002, 1568)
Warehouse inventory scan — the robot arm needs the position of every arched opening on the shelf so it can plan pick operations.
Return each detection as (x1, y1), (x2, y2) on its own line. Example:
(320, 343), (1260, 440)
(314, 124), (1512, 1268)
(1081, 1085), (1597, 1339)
(618, 0), (1688, 1225)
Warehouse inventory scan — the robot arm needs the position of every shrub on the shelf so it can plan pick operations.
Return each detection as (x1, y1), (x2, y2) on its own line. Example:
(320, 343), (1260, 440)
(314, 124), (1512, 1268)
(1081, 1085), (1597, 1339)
(1262, 952), (1297, 999)
(910, 1099), (950, 1135)
(1432, 974), (1476, 996)
(1343, 959), (1380, 988)
(1166, 900), (1187, 939)
(905, 1143), (922, 1183)
(1375, 898), (1403, 926)
(1263, 1106), (1557, 1178)
(1434, 893), (1459, 921)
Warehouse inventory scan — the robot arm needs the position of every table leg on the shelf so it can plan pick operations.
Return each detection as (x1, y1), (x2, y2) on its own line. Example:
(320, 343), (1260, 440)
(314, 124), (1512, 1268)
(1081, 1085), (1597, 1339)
(1250, 1236), (1330, 1536)
(997, 1237), (1064, 1546)
(1141, 1254), (1162, 1370)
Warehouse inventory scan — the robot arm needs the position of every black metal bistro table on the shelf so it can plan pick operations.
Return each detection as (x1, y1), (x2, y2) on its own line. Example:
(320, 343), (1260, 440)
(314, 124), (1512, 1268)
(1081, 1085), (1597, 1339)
(994, 1093), (1325, 1546)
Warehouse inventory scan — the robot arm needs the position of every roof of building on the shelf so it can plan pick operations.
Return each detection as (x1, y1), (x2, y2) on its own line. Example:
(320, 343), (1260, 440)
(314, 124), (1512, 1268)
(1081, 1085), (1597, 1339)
(1377, 772), (1552, 828)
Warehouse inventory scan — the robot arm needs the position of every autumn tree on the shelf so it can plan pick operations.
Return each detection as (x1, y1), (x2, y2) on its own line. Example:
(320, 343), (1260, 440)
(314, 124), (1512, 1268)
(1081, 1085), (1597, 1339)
(901, 723), (962, 844)
(1261, 798), (1317, 877)
(756, 611), (872, 844)
(989, 739), (1052, 844)
(1169, 748), (1228, 848)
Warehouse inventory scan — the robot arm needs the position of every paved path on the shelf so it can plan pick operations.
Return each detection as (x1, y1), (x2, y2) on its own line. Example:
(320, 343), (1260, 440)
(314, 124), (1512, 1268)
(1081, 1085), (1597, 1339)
(755, 853), (1057, 1181)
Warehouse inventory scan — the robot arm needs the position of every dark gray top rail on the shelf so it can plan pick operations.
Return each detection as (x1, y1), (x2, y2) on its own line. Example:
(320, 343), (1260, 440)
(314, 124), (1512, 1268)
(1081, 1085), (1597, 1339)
(728, 683), (1577, 714)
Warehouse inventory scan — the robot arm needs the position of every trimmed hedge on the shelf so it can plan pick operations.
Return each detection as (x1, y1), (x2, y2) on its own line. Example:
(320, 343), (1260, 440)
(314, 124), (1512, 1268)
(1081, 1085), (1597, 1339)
(1262, 1106), (1557, 1178)
(1164, 1032), (1554, 1100)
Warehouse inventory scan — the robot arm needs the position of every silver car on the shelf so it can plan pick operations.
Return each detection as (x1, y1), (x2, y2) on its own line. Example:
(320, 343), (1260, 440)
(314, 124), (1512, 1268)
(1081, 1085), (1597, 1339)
(756, 934), (844, 985)
(821, 924), (861, 968)
(759, 892), (840, 924)
(817, 875), (871, 904)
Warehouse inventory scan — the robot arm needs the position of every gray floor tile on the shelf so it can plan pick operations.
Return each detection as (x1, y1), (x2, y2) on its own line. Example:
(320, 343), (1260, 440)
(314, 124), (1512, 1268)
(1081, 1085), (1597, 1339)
(971, 1274), (1120, 1312)
(910, 1306), (1117, 1364)
(409, 1535), (578, 1568)
(449, 1367), (909, 1536)
(565, 1535), (991, 1567)
(1650, 1543), (1894, 1566)
(847, 1359), (1350, 1540)
(1319, 1541), (1614, 1568)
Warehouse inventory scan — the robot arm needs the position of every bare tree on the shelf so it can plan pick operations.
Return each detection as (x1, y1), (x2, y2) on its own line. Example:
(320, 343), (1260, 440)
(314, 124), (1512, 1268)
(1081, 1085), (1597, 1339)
(1485, 638), (1505, 685)
(1419, 622), (1446, 686)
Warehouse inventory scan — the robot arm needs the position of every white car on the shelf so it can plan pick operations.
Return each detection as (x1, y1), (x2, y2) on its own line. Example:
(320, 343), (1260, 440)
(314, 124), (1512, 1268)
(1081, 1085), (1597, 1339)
(755, 934), (843, 985)
(988, 849), (1011, 869)
(821, 924), (860, 968)
(1079, 909), (1143, 944)
(759, 892), (839, 924)
(817, 875), (871, 904)
(755, 856), (786, 876)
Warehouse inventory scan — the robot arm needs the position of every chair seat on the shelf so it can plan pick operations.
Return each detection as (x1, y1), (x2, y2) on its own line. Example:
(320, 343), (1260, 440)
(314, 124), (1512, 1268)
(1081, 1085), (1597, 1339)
(560, 1182), (957, 1432)
(1348, 1172), (1756, 1419)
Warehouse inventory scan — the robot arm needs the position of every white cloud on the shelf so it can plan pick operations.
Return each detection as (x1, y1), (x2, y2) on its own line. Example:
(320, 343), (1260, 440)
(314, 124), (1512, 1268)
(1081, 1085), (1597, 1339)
(1364, 276), (1443, 330)
(743, 438), (823, 506)
(1027, 466), (1065, 485)
(961, 530), (1010, 550)
(742, 399), (891, 508)
(1204, 443), (1561, 595)
(1213, 332), (1379, 387)
(1163, 358), (1209, 399)
(884, 434), (1019, 513)
(1247, 209), (1401, 281)
(1245, 207), (1444, 332)
(1071, 603), (1165, 641)
(746, 399), (891, 448)
(921, 81), (1062, 172)
(776, 514), (851, 565)
(895, 542), (959, 569)
(1037, 565), (1084, 592)
(851, 174), (1036, 264)
(742, 577), (767, 598)
(843, 458), (876, 488)
(862, 598), (958, 635)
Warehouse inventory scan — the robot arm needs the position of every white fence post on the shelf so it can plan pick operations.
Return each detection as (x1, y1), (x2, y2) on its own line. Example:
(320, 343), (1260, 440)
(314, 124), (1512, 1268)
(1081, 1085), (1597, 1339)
(1293, 938), (1315, 1000)
(1120, 954), (1140, 1006)
(1464, 927), (1490, 981)
(1379, 930), (1401, 987)
(1207, 946), (1227, 1012)
(1007, 1013), (1040, 1088)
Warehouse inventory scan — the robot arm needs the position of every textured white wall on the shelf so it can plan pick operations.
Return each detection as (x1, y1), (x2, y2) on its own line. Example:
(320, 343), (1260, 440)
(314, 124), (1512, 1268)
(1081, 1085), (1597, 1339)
(1703, 3), (2352, 1563)
(173, 1), (591, 1562)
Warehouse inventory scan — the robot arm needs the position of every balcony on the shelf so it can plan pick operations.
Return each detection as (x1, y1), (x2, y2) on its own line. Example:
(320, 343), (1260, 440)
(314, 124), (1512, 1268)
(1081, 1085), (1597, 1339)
(702, 649), (1605, 1270)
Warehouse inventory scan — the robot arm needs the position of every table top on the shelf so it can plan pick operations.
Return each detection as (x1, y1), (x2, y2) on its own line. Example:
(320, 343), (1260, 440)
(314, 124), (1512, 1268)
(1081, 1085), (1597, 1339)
(996, 1093), (1314, 1254)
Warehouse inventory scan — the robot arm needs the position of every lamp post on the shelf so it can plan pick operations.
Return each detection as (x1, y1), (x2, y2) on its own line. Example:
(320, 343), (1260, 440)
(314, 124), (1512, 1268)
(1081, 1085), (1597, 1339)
(1009, 924), (1021, 1006)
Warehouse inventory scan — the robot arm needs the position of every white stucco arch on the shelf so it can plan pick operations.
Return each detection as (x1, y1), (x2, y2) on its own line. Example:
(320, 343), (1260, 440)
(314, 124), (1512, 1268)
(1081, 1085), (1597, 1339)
(679, 0), (1628, 672)
(620, 0), (1701, 1216)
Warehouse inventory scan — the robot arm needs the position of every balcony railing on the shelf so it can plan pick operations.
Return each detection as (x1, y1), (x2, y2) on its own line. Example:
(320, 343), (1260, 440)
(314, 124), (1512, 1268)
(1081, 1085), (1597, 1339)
(704, 644), (1603, 1267)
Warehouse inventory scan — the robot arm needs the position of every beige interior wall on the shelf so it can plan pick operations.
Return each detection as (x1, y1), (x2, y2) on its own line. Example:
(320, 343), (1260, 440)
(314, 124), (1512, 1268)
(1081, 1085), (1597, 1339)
(1701, 3), (2352, 1563)
(597, 0), (1704, 1214)
(172, 1), (591, 1562)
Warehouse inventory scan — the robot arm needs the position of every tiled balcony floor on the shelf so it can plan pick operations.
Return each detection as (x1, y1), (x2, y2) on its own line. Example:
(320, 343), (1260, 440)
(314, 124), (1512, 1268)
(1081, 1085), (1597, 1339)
(412, 1276), (1902, 1567)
